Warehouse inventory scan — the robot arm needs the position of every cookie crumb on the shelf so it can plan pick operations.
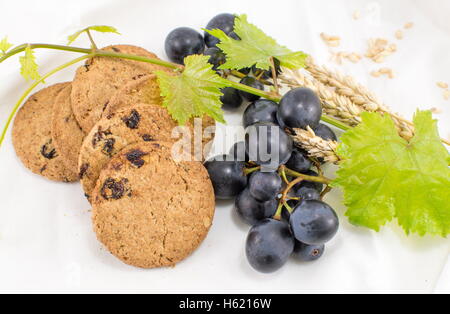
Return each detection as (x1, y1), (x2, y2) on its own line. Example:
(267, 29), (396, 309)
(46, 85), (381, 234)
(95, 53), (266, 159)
(352, 10), (361, 20)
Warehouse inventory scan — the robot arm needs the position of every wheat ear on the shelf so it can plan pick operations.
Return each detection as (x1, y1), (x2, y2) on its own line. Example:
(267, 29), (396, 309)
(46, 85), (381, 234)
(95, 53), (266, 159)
(305, 57), (415, 139)
(291, 127), (341, 164)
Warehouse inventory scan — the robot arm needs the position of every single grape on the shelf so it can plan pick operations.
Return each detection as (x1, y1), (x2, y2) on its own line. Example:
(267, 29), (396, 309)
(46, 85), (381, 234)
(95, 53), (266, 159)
(278, 87), (322, 129)
(204, 13), (236, 47)
(220, 87), (243, 111)
(289, 200), (339, 245)
(248, 171), (282, 202)
(292, 241), (325, 262)
(229, 141), (249, 162)
(293, 185), (321, 201)
(246, 219), (295, 273)
(165, 27), (205, 64)
(285, 147), (313, 173)
(313, 124), (338, 141)
(243, 99), (279, 128)
(204, 155), (247, 199)
(235, 189), (278, 225)
(204, 47), (226, 71)
(245, 122), (293, 171)
(295, 170), (324, 193)
(239, 77), (265, 102)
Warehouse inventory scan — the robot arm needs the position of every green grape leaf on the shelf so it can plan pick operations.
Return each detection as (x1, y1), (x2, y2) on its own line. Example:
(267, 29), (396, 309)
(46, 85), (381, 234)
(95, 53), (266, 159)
(204, 14), (308, 71)
(19, 46), (42, 82)
(67, 25), (121, 45)
(0, 37), (13, 54)
(333, 111), (450, 237)
(155, 54), (228, 125)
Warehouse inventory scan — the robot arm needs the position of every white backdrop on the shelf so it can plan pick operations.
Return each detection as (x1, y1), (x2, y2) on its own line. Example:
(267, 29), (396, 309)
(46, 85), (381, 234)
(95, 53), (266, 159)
(0, 0), (448, 293)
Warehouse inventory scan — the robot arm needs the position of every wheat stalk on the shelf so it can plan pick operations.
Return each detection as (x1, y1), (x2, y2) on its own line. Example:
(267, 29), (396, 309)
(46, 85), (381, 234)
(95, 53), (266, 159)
(280, 69), (362, 127)
(291, 127), (341, 164)
(305, 57), (415, 139)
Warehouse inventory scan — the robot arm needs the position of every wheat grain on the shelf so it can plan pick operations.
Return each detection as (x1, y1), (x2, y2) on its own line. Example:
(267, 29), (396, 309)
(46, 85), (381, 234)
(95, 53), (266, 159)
(404, 22), (414, 29)
(291, 127), (341, 164)
(320, 33), (341, 47)
(437, 82), (448, 89)
(395, 30), (404, 40)
(353, 10), (361, 20)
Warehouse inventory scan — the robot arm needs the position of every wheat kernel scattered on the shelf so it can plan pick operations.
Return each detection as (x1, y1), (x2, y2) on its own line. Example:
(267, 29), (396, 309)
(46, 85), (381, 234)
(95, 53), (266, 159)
(404, 22), (414, 29)
(444, 89), (450, 101)
(437, 82), (449, 89)
(395, 30), (404, 40)
(430, 107), (442, 114)
(320, 33), (341, 47)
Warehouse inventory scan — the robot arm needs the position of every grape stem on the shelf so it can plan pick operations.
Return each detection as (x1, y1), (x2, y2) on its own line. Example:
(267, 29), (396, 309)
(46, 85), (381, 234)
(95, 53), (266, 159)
(244, 166), (261, 175)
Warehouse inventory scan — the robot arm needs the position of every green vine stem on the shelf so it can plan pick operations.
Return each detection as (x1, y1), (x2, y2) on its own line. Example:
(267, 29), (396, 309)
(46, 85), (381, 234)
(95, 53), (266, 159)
(0, 54), (92, 145)
(0, 42), (351, 146)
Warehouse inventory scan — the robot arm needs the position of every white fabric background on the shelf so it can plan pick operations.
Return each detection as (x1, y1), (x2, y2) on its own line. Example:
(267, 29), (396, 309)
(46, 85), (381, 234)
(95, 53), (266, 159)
(0, 0), (448, 293)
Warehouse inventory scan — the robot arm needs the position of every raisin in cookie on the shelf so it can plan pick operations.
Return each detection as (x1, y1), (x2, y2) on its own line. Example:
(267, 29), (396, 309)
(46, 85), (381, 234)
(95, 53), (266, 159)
(78, 104), (181, 200)
(12, 83), (78, 182)
(71, 45), (169, 132)
(51, 84), (85, 173)
(92, 141), (215, 269)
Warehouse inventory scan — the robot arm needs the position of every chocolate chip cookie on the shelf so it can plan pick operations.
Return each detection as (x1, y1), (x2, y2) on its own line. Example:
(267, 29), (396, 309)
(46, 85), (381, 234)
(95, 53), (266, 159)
(78, 104), (180, 200)
(12, 83), (78, 182)
(51, 84), (85, 174)
(92, 141), (215, 268)
(71, 45), (168, 132)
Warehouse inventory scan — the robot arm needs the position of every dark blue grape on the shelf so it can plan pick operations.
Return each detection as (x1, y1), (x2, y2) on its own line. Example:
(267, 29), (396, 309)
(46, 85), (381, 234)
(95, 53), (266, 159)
(165, 27), (205, 64)
(246, 219), (295, 273)
(204, 155), (247, 199)
(295, 170), (323, 193)
(278, 87), (322, 129)
(235, 189), (278, 225)
(204, 47), (226, 71)
(313, 124), (337, 141)
(248, 171), (282, 202)
(243, 100), (279, 128)
(285, 147), (312, 173)
(228, 31), (241, 40)
(245, 122), (293, 171)
(289, 200), (339, 245)
(293, 185), (321, 201)
(229, 141), (248, 162)
(239, 77), (264, 102)
(204, 13), (236, 47)
(292, 241), (325, 262)
(220, 87), (243, 111)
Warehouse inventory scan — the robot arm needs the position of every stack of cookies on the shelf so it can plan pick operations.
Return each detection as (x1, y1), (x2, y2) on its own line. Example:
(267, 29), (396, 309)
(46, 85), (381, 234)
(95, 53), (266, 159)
(12, 45), (216, 269)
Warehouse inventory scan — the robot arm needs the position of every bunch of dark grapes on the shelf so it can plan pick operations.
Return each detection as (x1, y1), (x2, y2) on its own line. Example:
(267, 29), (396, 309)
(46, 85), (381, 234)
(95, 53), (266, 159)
(167, 14), (340, 274)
